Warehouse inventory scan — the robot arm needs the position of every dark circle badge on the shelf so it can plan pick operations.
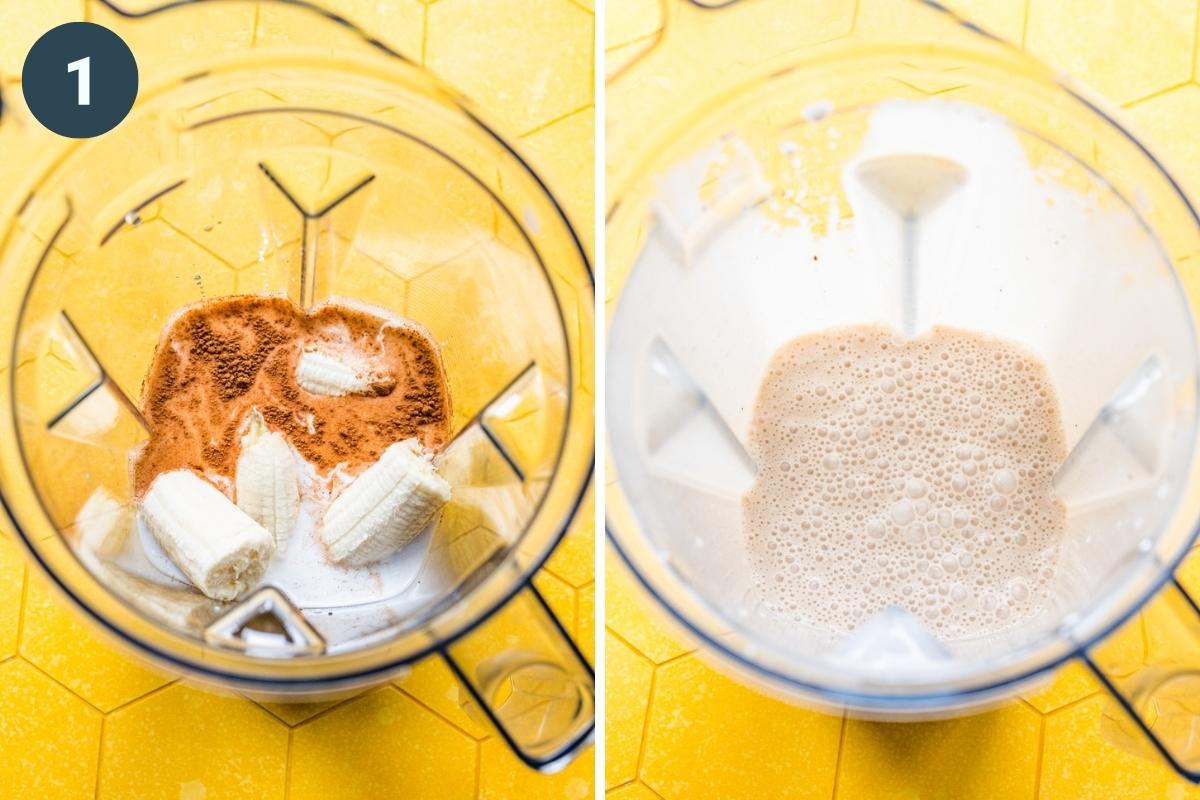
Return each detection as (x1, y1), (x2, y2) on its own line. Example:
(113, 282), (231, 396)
(22, 22), (138, 139)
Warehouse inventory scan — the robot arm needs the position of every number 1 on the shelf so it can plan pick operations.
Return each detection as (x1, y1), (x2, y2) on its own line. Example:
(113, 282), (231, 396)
(67, 56), (91, 106)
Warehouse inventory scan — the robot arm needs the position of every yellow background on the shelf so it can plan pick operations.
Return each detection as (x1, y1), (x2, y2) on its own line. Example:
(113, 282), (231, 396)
(0, 1), (594, 798)
(605, 1), (1200, 799)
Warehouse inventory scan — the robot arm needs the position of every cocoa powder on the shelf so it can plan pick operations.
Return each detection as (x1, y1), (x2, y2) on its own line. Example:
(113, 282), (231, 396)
(132, 296), (452, 495)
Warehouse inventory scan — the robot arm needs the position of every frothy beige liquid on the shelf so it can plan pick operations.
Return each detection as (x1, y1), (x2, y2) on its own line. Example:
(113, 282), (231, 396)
(743, 325), (1067, 639)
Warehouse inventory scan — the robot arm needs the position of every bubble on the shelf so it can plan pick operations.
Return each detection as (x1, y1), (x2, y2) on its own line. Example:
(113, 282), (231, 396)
(905, 478), (928, 499)
(891, 500), (916, 526)
(992, 468), (1018, 494)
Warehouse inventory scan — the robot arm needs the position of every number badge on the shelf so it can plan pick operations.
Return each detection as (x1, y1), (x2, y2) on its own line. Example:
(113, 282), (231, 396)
(22, 22), (138, 139)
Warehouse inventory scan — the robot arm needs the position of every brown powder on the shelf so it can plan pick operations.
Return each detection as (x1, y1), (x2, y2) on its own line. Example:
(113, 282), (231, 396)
(132, 295), (452, 495)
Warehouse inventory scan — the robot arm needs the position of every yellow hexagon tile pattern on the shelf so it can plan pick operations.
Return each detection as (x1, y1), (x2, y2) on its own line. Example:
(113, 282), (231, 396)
(394, 655), (493, 740)
(426, 0), (593, 135)
(0, 659), (102, 799)
(290, 688), (477, 800)
(101, 683), (289, 799)
(1041, 695), (1200, 800)
(641, 655), (843, 800)
(479, 736), (595, 800)
(605, 1), (1200, 798)
(0, 540), (24, 661)
(838, 704), (1042, 799)
(20, 577), (171, 712)
(1024, 0), (1196, 106)
(0, 1), (593, 798)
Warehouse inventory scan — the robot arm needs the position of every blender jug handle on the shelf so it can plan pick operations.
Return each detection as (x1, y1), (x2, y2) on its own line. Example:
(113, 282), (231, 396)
(1081, 575), (1200, 782)
(440, 580), (595, 773)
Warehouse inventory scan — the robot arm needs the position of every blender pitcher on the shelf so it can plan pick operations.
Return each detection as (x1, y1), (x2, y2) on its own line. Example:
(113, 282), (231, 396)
(0, 0), (593, 772)
(607, 0), (1200, 781)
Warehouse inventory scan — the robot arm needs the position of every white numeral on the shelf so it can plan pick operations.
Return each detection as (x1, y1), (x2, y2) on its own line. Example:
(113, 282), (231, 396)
(67, 56), (91, 106)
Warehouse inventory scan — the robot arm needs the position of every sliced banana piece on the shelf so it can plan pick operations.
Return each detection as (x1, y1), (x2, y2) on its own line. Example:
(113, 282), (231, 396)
(235, 408), (300, 547)
(296, 349), (395, 397)
(321, 439), (451, 567)
(141, 469), (275, 601)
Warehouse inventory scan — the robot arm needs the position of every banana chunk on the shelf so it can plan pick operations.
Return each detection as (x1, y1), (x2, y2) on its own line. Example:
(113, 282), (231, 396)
(235, 409), (300, 547)
(296, 350), (395, 397)
(321, 440), (451, 566)
(141, 469), (275, 601)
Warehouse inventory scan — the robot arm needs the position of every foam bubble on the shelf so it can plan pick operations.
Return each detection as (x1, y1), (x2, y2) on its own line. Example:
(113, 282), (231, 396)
(743, 324), (1067, 640)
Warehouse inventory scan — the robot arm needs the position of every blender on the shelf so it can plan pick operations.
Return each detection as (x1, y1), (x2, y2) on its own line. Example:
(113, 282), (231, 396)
(0, 0), (593, 772)
(607, 0), (1200, 781)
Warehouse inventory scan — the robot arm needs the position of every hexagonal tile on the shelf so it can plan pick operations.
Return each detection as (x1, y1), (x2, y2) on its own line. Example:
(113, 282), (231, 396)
(606, 782), (663, 800)
(522, 107), (595, 255)
(535, 568), (579, 638)
(641, 655), (842, 799)
(20, 575), (171, 712)
(576, 581), (595, 664)
(395, 655), (491, 739)
(1041, 694), (1200, 799)
(0, 538), (24, 660)
(606, 549), (692, 664)
(157, 168), (303, 270)
(427, 0), (593, 134)
(545, 490), (594, 589)
(57, 219), (237, 396)
(1088, 610), (1149, 679)
(839, 703), (1042, 799)
(1022, 661), (1100, 714)
(252, 696), (351, 727)
(0, 659), (101, 799)
(1025, 0), (1194, 106)
(606, 631), (654, 788)
(1128, 84), (1200, 223)
(479, 735), (593, 799)
(290, 687), (476, 800)
(101, 683), (288, 799)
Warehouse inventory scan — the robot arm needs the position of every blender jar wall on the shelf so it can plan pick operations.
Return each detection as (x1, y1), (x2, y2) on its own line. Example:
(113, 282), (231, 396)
(606, 0), (1200, 739)
(0, 0), (593, 768)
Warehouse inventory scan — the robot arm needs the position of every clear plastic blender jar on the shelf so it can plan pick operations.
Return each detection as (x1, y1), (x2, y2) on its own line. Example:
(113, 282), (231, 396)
(0, 0), (593, 772)
(607, 0), (1200, 781)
